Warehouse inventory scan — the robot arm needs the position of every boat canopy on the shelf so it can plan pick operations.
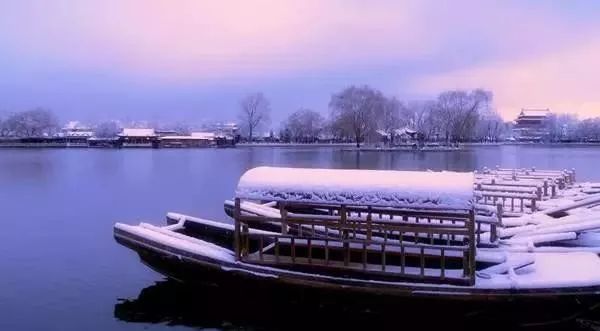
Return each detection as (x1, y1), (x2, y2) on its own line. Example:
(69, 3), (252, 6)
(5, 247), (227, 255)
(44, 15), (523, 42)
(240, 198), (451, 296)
(235, 167), (474, 210)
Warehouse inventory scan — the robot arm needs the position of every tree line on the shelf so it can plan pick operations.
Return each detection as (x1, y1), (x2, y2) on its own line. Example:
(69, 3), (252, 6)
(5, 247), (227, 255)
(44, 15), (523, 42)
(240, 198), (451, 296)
(239, 86), (508, 146)
(546, 114), (600, 142)
(4, 87), (600, 144)
(0, 108), (59, 137)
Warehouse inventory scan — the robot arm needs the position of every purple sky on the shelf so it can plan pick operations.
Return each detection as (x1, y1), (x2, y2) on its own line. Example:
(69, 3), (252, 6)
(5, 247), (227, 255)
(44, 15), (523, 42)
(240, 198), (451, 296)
(1, 1), (600, 126)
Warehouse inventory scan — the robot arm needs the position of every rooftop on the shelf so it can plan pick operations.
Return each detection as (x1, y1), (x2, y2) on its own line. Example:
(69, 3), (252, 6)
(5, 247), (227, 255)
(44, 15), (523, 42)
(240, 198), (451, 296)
(191, 132), (216, 139)
(118, 128), (157, 137)
(519, 109), (551, 118)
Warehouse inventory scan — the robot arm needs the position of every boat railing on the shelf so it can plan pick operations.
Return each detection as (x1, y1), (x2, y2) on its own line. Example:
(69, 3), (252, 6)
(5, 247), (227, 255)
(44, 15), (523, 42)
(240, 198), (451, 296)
(233, 198), (476, 286)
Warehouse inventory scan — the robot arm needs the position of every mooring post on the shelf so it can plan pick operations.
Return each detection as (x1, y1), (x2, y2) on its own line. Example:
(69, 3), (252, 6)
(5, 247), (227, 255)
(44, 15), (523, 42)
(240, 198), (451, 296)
(280, 202), (288, 235)
(496, 203), (503, 226)
(340, 205), (349, 266)
(467, 209), (476, 285)
(558, 178), (565, 190)
(234, 198), (241, 261)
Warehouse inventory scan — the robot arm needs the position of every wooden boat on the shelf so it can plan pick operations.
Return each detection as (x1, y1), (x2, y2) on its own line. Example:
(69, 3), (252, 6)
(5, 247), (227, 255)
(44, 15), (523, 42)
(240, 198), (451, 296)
(114, 167), (600, 302)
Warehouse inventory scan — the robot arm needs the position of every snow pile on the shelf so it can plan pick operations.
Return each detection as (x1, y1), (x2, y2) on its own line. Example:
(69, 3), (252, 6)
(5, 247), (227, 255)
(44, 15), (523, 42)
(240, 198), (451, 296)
(476, 252), (600, 289)
(114, 222), (235, 262)
(236, 167), (474, 210)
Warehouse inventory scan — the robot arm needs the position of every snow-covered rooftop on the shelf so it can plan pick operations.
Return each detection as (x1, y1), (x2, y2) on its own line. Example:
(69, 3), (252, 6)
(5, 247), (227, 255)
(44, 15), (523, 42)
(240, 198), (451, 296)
(191, 132), (216, 139)
(236, 167), (474, 210)
(395, 127), (417, 136)
(118, 128), (156, 137)
(160, 135), (212, 140)
(519, 109), (551, 118)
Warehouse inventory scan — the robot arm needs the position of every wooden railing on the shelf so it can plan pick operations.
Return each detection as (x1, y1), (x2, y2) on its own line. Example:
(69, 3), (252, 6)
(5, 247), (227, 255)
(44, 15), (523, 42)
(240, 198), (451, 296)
(475, 190), (538, 214)
(233, 198), (476, 286)
(479, 166), (575, 189)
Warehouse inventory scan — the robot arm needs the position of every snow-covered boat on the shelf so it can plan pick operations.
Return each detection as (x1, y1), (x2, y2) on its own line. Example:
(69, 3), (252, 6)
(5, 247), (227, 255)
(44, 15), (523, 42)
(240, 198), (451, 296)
(114, 167), (600, 302)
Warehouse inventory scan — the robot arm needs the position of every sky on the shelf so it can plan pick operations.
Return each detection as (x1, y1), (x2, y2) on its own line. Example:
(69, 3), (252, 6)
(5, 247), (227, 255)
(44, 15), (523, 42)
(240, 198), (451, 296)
(1, 0), (600, 126)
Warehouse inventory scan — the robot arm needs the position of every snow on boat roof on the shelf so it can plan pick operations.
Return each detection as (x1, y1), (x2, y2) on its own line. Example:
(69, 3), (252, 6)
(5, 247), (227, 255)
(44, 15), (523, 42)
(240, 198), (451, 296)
(236, 167), (474, 210)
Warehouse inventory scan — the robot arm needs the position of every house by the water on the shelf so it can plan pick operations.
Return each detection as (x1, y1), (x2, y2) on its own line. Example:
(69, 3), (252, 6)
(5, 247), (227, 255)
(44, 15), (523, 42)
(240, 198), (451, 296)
(513, 109), (552, 142)
(0, 124), (237, 148)
(376, 127), (419, 146)
(158, 132), (215, 148)
(118, 128), (159, 148)
(56, 121), (94, 146)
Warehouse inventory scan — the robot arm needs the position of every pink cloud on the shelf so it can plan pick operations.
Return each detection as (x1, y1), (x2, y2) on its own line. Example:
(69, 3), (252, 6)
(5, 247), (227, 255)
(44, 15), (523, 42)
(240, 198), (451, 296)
(411, 37), (600, 120)
(0, 1), (436, 82)
(1, 0), (599, 105)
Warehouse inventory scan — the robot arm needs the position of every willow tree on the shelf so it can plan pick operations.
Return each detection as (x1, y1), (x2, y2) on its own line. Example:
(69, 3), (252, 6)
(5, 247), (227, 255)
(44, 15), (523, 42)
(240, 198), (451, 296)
(329, 85), (385, 148)
(283, 108), (324, 143)
(434, 89), (492, 143)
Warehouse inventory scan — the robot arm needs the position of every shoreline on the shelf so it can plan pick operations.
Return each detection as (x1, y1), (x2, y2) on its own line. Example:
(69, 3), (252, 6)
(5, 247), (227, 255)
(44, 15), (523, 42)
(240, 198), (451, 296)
(3, 141), (600, 150)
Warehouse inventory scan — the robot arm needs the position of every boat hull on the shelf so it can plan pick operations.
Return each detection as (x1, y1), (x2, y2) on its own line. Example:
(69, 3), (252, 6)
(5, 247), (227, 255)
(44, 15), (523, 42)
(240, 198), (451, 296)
(114, 225), (600, 303)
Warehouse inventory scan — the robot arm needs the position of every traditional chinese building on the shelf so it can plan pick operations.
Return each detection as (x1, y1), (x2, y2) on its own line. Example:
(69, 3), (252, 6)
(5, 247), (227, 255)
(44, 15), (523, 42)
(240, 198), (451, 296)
(117, 128), (158, 147)
(48, 121), (94, 146)
(158, 132), (216, 148)
(513, 109), (552, 142)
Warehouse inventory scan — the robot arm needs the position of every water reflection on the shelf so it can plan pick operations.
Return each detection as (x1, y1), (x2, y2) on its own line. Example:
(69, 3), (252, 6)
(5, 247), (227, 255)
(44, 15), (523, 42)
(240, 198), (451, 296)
(115, 280), (600, 331)
(0, 150), (57, 181)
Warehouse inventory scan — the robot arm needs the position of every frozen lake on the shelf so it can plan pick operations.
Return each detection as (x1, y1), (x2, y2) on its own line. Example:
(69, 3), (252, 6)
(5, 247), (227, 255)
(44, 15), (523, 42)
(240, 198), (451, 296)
(2, 145), (600, 330)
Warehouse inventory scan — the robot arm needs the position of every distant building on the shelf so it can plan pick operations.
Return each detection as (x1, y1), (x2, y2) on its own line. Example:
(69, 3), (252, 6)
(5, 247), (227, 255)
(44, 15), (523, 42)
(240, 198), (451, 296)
(59, 121), (94, 138)
(118, 128), (158, 147)
(56, 121), (94, 145)
(158, 131), (215, 148)
(205, 122), (240, 143)
(513, 109), (552, 142)
(376, 127), (418, 145)
(154, 129), (179, 137)
(394, 127), (418, 143)
(157, 131), (235, 148)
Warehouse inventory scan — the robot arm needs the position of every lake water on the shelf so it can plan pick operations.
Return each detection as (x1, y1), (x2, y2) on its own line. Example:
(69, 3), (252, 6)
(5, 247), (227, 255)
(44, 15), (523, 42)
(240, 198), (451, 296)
(2, 145), (600, 330)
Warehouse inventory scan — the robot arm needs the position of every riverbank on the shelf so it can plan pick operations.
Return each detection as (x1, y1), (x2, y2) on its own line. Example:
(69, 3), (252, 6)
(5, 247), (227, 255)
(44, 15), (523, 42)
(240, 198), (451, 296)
(4, 140), (600, 149)
(236, 142), (356, 147)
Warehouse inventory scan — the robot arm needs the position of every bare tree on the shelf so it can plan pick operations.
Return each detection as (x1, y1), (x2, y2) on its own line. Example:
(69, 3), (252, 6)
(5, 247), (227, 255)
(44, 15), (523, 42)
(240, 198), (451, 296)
(5, 108), (59, 137)
(329, 85), (385, 147)
(547, 113), (579, 142)
(0, 115), (6, 137)
(283, 108), (325, 143)
(238, 92), (271, 142)
(404, 100), (438, 140)
(475, 110), (505, 142)
(376, 97), (403, 146)
(577, 118), (600, 141)
(433, 89), (492, 143)
(94, 121), (121, 138)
